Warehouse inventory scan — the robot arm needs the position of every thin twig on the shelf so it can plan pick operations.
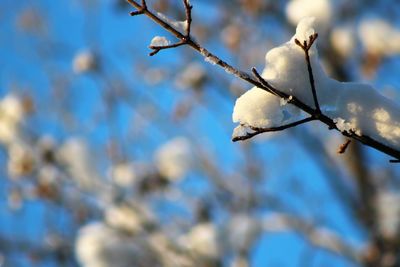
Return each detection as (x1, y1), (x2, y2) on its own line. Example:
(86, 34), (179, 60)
(125, 0), (400, 161)
(129, 0), (147, 16)
(295, 33), (321, 114)
(149, 41), (186, 56)
(232, 117), (316, 142)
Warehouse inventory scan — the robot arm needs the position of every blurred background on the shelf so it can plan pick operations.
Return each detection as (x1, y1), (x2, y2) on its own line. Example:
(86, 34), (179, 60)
(1, 0), (400, 266)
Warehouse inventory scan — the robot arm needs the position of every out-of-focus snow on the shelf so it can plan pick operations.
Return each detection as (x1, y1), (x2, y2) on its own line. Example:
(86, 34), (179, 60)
(286, 0), (333, 32)
(57, 137), (101, 190)
(358, 18), (400, 56)
(73, 50), (97, 74)
(154, 137), (193, 181)
(375, 191), (400, 239)
(0, 94), (25, 144)
(75, 222), (149, 267)
(226, 214), (261, 252)
(175, 62), (207, 90)
(330, 25), (356, 58)
(181, 222), (219, 260)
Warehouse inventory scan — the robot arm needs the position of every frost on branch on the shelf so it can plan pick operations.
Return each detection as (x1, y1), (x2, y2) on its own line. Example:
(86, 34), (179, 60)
(232, 17), (400, 150)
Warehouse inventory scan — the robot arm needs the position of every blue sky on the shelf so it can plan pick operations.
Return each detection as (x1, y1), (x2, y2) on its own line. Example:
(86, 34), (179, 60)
(1, 1), (400, 266)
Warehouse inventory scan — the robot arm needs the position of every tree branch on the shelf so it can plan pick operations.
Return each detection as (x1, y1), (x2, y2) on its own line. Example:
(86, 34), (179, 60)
(232, 117), (316, 142)
(125, 0), (400, 162)
(129, 0), (193, 56)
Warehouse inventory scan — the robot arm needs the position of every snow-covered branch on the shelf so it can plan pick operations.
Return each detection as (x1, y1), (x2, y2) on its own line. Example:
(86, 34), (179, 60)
(126, 0), (400, 162)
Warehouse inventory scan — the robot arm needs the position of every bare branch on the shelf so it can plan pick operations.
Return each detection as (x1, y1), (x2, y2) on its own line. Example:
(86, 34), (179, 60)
(232, 117), (315, 142)
(149, 41), (186, 56)
(129, 0), (147, 16)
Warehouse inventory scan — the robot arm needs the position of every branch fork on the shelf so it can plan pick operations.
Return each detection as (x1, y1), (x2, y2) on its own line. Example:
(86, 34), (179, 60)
(129, 0), (147, 16)
(129, 0), (193, 56)
(239, 37), (322, 142)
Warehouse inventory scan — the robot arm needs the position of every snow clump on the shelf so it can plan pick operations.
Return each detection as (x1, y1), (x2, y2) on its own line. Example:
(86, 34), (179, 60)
(150, 36), (171, 47)
(232, 17), (400, 149)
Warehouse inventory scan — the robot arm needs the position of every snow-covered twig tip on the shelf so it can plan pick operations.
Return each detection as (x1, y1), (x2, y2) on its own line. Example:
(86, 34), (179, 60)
(295, 33), (321, 113)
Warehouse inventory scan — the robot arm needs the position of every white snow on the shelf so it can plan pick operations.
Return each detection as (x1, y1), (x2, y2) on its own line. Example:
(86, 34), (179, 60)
(156, 12), (187, 33)
(0, 94), (25, 144)
(108, 162), (136, 187)
(358, 18), (400, 56)
(154, 137), (193, 181)
(75, 222), (141, 267)
(330, 25), (356, 57)
(150, 36), (170, 47)
(333, 117), (358, 134)
(57, 137), (100, 190)
(7, 141), (35, 178)
(175, 62), (206, 90)
(232, 17), (400, 149)
(204, 55), (219, 66)
(226, 214), (260, 252)
(375, 191), (400, 239)
(286, 0), (333, 32)
(73, 50), (97, 74)
(232, 87), (300, 128)
(182, 222), (219, 260)
(333, 83), (400, 146)
(104, 204), (143, 234)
